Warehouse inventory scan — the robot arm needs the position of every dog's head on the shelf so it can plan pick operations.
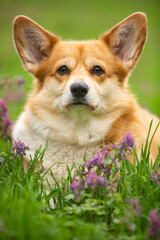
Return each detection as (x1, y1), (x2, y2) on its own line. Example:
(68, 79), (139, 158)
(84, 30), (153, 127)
(13, 13), (147, 121)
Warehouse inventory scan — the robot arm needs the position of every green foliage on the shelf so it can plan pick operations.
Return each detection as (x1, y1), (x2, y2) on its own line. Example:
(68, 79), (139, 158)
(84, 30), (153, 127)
(0, 123), (159, 240)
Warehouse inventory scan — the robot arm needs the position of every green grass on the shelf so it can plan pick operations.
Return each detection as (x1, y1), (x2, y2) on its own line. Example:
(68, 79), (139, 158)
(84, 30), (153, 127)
(0, 122), (160, 240)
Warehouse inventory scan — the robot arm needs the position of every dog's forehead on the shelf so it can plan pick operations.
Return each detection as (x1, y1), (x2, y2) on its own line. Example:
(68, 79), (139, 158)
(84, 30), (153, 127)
(35, 39), (127, 82)
(50, 40), (114, 64)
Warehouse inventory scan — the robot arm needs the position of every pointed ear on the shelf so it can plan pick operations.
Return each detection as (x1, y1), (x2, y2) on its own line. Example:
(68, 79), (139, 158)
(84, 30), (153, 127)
(13, 16), (60, 74)
(99, 12), (147, 71)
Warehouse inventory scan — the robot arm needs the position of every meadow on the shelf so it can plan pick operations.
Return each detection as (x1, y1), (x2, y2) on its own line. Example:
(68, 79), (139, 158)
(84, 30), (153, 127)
(0, 0), (160, 239)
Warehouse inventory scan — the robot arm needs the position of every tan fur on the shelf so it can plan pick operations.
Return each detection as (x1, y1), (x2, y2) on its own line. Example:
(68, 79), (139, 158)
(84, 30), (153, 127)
(12, 13), (160, 185)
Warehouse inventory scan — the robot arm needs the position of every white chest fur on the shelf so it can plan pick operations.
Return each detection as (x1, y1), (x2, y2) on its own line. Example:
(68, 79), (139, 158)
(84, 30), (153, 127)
(13, 132), (99, 184)
(40, 141), (98, 181)
(12, 107), (111, 184)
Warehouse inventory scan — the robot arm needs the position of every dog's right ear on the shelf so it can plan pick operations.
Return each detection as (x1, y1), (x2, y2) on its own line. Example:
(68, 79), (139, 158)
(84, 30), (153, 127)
(99, 13), (147, 71)
(13, 16), (60, 74)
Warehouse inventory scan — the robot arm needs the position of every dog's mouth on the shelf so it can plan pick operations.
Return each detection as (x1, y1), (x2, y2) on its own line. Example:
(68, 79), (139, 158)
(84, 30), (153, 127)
(72, 102), (87, 106)
(64, 96), (98, 110)
(67, 99), (92, 108)
(68, 101), (89, 107)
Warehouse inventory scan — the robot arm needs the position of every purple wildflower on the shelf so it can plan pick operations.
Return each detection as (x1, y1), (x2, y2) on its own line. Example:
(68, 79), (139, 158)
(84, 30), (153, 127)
(70, 177), (83, 197)
(85, 172), (108, 189)
(115, 175), (119, 182)
(0, 99), (7, 117)
(150, 168), (160, 185)
(17, 76), (25, 86)
(106, 182), (114, 195)
(84, 150), (103, 171)
(102, 165), (110, 175)
(126, 198), (142, 216)
(126, 130), (135, 149)
(110, 181), (114, 189)
(12, 139), (29, 156)
(119, 130), (135, 160)
(150, 170), (156, 181)
(102, 144), (110, 158)
(80, 170), (88, 176)
(149, 209), (160, 239)
(111, 144), (118, 149)
(5, 89), (25, 102)
(3, 114), (12, 134)
(17, 89), (25, 100)
(156, 168), (160, 184)
(0, 99), (12, 134)
(84, 144), (110, 172)
(4, 91), (15, 102)
(40, 160), (45, 172)
(102, 177), (108, 187)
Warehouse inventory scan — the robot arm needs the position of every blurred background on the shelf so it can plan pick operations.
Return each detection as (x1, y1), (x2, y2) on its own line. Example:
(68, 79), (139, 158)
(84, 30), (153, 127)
(0, 0), (160, 120)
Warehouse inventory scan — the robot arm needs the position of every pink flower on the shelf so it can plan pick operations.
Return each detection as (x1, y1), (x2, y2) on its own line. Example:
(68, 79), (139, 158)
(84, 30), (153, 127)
(0, 99), (7, 117)
(126, 130), (135, 149)
(84, 151), (103, 171)
(126, 198), (142, 216)
(150, 168), (160, 185)
(150, 170), (156, 181)
(149, 209), (160, 239)
(70, 177), (83, 197)
(0, 99), (12, 134)
(84, 147), (110, 171)
(156, 168), (160, 184)
(3, 114), (12, 134)
(119, 130), (135, 160)
(85, 172), (108, 189)
(5, 89), (24, 102)
(17, 76), (25, 86)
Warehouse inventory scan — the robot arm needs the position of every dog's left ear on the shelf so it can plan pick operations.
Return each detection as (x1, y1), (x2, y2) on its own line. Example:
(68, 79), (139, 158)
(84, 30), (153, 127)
(13, 16), (60, 74)
(100, 12), (147, 71)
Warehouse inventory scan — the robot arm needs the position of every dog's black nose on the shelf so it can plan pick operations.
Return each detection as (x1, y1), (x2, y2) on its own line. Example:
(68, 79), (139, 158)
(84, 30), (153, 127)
(70, 82), (89, 98)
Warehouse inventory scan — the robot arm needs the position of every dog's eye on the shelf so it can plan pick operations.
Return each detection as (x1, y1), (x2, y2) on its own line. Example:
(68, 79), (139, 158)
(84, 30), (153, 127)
(91, 66), (104, 76)
(57, 65), (70, 75)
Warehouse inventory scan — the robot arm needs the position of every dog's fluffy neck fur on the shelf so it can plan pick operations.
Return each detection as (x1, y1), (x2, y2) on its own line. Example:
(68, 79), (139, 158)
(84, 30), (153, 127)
(24, 86), (137, 147)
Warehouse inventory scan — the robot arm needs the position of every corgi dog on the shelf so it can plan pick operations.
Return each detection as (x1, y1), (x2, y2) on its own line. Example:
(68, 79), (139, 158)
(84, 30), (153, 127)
(12, 13), (160, 184)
